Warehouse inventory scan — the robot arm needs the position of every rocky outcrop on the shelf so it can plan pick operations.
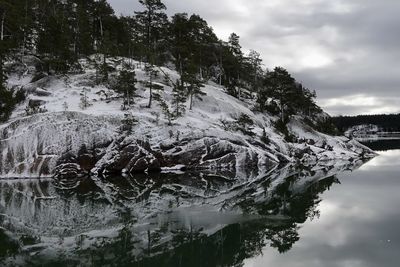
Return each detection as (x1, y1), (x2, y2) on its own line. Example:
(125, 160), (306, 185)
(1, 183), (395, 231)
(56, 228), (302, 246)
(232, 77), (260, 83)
(0, 111), (376, 179)
(94, 139), (163, 174)
(53, 136), (281, 179)
(0, 112), (117, 178)
(1, 57), (378, 180)
(162, 137), (281, 171)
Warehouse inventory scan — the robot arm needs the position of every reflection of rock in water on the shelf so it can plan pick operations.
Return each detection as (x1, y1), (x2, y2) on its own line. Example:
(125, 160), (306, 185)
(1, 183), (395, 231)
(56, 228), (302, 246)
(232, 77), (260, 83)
(0, 160), (365, 266)
(0, 228), (19, 261)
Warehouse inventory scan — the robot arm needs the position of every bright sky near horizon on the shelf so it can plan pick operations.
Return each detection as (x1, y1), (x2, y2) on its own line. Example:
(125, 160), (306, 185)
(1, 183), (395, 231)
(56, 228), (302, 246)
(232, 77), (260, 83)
(108, 0), (400, 116)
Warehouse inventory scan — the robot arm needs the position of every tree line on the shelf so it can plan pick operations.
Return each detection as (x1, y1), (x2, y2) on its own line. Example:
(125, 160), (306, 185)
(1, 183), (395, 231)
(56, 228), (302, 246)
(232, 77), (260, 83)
(0, 0), (323, 131)
(333, 114), (400, 133)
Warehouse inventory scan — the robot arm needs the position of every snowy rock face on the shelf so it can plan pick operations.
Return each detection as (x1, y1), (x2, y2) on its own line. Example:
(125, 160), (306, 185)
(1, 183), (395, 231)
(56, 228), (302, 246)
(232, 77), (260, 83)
(0, 57), (375, 178)
(287, 119), (376, 164)
(0, 112), (118, 178)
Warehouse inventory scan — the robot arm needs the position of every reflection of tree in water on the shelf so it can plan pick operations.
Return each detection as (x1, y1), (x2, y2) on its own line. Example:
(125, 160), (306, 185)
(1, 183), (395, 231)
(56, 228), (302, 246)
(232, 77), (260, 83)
(132, 175), (339, 267)
(38, 174), (338, 267)
(0, 162), (348, 266)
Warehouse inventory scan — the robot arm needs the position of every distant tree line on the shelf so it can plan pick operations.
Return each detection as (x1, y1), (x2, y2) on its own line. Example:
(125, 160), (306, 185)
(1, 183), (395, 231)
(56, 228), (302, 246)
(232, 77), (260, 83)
(0, 0), (324, 132)
(333, 114), (400, 133)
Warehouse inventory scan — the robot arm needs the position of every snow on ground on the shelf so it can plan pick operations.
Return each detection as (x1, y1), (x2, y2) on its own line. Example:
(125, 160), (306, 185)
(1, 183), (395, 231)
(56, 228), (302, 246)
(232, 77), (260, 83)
(0, 55), (374, 178)
(288, 118), (375, 163)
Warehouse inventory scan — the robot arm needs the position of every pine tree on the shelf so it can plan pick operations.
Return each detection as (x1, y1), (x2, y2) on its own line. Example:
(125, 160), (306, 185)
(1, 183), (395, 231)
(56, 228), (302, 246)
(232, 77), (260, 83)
(120, 112), (137, 134)
(123, 15), (147, 62)
(144, 64), (162, 108)
(35, 0), (76, 73)
(228, 33), (243, 59)
(247, 50), (263, 92)
(188, 14), (219, 80)
(74, 0), (95, 56)
(79, 88), (91, 110)
(1, 0), (32, 55)
(114, 70), (137, 110)
(92, 0), (116, 81)
(171, 79), (187, 118)
(135, 0), (168, 64)
(266, 67), (297, 122)
(170, 13), (191, 75)
(181, 61), (205, 110)
(153, 92), (173, 125)
(224, 33), (243, 97)
(257, 73), (273, 113)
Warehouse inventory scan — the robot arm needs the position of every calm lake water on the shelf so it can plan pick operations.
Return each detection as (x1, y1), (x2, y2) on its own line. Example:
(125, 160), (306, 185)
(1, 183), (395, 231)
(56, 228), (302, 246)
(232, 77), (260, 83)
(244, 148), (400, 267)
(0, 144), (399, 266)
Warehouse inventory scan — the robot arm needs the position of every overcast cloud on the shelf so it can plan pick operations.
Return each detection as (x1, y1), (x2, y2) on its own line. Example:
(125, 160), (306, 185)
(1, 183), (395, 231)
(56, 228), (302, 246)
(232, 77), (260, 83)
(108, 0), (400, 116)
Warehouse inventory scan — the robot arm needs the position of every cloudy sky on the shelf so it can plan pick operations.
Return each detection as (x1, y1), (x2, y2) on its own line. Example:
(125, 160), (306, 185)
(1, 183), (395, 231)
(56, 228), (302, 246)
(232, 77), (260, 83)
(108, 0), (400, 116)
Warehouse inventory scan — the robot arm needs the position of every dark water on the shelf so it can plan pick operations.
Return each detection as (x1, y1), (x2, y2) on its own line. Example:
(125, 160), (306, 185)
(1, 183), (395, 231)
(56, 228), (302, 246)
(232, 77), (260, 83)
(0, 145), (399, 266)
(360, 138), (400, 151)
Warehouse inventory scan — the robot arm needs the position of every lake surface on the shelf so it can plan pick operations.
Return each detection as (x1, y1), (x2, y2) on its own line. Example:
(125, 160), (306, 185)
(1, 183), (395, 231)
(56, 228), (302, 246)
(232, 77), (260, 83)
(244, 149), (400, 267)
(0, 145), (399, 266)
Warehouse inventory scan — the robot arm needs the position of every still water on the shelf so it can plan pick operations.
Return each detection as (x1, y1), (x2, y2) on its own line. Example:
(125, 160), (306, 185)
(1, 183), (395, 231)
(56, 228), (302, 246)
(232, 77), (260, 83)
(245, 149), (400, 267)
(0, 146), (399, 266)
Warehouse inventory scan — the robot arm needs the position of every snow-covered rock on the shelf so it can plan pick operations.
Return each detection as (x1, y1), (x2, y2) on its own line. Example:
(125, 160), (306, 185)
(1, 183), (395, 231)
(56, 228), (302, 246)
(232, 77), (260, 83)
(0, 112), (117, 178)
(0, 56), (376, 178)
